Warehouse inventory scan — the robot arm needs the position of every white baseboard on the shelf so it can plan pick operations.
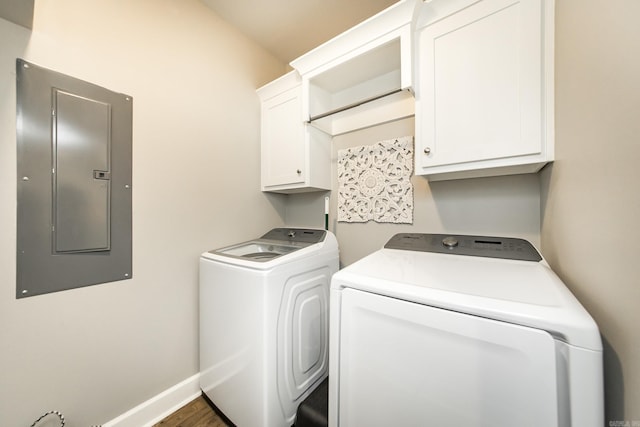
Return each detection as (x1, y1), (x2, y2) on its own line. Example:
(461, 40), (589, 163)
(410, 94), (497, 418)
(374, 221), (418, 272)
(102, 374), (201, 427)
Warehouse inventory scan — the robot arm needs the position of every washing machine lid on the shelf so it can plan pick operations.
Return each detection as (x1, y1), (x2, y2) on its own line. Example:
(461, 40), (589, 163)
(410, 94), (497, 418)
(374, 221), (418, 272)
(204, 228), (330, 265)
(331, 233), (602, 351)
(214, 241), (302, 261)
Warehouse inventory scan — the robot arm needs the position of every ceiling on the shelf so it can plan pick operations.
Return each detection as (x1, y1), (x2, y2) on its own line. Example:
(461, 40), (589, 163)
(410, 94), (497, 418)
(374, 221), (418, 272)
(0, 0), (398, 64)
(0, 0), (398, 63)
(201, 0), (398, 64)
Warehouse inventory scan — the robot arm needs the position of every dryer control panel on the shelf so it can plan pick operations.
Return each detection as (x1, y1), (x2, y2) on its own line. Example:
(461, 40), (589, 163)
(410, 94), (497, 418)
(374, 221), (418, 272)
(384, 233), (542, 262)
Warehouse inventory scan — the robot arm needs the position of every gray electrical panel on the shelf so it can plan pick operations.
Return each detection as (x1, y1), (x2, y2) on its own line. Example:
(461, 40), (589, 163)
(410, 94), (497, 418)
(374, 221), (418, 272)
(16, 59), (133, 298)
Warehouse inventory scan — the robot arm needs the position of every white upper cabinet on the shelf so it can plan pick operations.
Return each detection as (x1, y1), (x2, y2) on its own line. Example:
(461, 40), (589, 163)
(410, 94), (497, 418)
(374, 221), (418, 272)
(415, 0), (554, 181)
(291, 0), (420, 136)
(257, 71), (331, 193)
(257, 0), (554, 187)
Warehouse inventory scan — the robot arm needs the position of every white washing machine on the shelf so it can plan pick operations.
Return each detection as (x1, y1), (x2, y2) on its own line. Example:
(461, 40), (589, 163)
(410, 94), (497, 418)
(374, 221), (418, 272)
(200, 228), (339, 427)
(329, 233), (603, 427)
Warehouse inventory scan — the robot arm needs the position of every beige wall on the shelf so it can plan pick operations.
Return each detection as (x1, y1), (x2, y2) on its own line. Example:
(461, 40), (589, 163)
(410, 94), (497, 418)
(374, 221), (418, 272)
(0, 0), (286, 425)
(541, 0), (640, 423)
(285, 117), (542, 267)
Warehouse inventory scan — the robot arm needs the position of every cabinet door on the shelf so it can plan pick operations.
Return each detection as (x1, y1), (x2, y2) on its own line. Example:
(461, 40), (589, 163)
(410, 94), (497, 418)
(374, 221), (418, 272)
(261, 86), (305, 188)
(417, 0), (543, 170)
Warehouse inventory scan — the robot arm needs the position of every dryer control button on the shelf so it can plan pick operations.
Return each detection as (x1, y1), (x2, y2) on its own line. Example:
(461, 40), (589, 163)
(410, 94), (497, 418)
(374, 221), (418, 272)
(442, 236), (459, 248)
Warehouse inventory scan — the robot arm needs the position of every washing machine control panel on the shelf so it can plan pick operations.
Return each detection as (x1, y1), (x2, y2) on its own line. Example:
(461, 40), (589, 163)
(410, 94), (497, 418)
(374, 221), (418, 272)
(261, 228), (326, 244)
(385, 233), (542, 262)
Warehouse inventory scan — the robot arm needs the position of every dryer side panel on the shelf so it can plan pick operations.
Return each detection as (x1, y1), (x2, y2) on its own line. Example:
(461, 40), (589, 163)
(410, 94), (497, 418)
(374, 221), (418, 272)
(334, 288), (559, 427)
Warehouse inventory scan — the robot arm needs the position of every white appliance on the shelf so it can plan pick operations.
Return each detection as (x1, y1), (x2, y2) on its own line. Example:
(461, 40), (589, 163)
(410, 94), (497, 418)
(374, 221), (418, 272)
(329, 233), (603, 427)
(200, 228), (339, 427)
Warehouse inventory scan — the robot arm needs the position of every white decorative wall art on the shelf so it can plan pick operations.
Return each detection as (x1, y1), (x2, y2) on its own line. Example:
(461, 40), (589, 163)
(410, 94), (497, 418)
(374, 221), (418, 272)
(337, 136), (414, 223)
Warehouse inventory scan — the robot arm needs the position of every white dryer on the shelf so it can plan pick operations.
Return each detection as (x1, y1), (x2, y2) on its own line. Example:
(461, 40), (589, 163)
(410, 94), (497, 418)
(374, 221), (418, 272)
(329, 233), (603, 427)
(200, 228), (339, 427)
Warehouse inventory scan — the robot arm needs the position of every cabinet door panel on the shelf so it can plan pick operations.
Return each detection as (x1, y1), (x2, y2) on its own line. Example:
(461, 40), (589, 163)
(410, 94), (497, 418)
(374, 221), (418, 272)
(262, 87), (305, 187)
(418, 0), (542, 168)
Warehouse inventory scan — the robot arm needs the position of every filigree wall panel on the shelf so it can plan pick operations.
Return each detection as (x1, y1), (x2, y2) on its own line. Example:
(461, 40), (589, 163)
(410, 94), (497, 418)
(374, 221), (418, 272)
(337, 136), (414, 223)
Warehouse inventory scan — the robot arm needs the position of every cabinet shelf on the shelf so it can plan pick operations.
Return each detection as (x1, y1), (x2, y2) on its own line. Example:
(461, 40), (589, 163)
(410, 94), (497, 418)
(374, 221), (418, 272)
(291, 0), (419, 136)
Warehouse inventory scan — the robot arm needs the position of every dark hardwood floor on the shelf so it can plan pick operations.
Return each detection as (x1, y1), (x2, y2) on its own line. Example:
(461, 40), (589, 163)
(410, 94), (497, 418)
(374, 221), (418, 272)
(153, 396), (229, 427)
